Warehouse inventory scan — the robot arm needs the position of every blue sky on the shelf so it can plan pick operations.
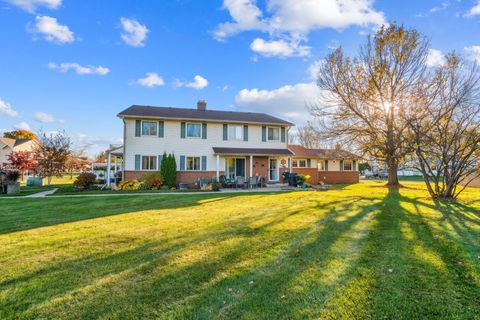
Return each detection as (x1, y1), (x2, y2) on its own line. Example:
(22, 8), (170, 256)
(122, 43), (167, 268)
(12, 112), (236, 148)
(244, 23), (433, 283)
(1, 0), (480, 157)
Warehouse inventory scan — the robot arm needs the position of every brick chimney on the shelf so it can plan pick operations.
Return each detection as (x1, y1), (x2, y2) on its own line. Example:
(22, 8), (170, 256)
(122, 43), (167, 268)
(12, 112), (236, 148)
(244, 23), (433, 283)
(335, 143), (341, 150)
(197, 100), (207, 111)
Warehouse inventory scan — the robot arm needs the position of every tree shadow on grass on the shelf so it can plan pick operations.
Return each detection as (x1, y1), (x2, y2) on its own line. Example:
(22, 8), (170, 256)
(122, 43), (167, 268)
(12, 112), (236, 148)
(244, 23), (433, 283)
(368, 188), (480, 319)
(0, 193), (377, 319)
(0, 192), (295, 235)
(3, 188), (480, 319)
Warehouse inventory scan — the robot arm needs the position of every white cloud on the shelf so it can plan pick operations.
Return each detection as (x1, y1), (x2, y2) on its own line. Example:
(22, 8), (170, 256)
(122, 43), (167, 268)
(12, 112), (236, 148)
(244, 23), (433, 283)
(5, 0), (61, 13)
(214, 0), (386, 57)
(235, 82), (320, 124)
(136, 72), (165, 87)
(0, 98), (19, 118)
(250, 38), (311, 58)
(213, 0), (267, 40)
(426, 49), (446, 67)
(430, 1), (450, 13)
(72, 133), (123, 158)
(465, 1), (480, 17)
(14, 122), (31, 131)
(32, 16), (74, 44)
(465, 46), (480, 64)
(307, 60), (325, 80)
(34, 112), (64, 124)
(120, 17), (149, 47)
(174, 75), (209, 90)
(48, 62), (110, 75)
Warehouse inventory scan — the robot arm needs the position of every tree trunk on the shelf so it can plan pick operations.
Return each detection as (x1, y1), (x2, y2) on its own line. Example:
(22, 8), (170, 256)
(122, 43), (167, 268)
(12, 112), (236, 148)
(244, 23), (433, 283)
(386, 161), (399, 187)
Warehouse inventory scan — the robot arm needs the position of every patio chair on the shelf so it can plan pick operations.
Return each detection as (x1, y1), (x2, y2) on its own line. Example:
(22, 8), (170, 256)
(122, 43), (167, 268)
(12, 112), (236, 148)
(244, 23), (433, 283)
(219, 175), (233, 188)
(257, 176), (265, 188)
(197, 177), (209, 188)
(248, 176), (258, 189)
(235, 176), (245, 189)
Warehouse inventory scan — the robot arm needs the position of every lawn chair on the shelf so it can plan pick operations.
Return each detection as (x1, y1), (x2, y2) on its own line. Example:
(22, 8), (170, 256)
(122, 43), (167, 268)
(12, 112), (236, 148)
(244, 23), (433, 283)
(197, 177), (209, 188)
(248, 176), (258, 189)
(219, 175), (233, 188)
(235, 176), (245, 189)
(257, 176), (265, 188)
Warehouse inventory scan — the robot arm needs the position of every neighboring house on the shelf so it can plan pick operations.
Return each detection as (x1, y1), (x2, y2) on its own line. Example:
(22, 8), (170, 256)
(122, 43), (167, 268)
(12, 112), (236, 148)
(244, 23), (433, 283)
(118, 101), (294, 185)
(288, 145), (360, 184)
(0, 138), (36, 167)
(117, 101), (360, 186)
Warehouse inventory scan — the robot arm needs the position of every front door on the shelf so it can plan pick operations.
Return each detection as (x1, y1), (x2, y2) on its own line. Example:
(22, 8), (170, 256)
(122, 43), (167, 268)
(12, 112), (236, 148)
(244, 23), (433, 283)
(235, 158), (245, 178)
(269, 158), (279, 181)
(226, 158), (246, 179)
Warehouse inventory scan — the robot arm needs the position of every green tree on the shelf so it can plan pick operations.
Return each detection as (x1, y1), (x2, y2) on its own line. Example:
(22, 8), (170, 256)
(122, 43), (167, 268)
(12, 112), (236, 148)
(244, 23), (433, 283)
(162, 153), (177, 188)
(3, 130), (36, 140)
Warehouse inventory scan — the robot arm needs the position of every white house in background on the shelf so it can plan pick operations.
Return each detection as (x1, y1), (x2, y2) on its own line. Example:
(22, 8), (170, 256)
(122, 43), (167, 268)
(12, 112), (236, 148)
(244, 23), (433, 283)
(0, 138), (36, 166)
(117, 101), (360, 186)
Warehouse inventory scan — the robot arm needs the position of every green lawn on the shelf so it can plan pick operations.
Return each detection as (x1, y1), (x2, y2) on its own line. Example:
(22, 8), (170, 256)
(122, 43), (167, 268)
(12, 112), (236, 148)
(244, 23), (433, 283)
(1, 182), (480, 319)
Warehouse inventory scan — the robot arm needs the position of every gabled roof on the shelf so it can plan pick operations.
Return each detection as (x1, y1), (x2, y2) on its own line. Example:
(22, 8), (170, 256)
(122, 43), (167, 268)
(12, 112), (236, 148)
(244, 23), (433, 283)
(289, 144), (359, 160)
(0, 138), (15, 149)
(0, 138), (34, 150)
(14, 139), (32, 147)
(117, 105), (294, 126)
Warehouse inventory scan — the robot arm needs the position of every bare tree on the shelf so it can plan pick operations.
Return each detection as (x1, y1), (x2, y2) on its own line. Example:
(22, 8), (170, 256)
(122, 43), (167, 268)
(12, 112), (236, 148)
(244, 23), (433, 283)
(312, 24), (429, 186)
(295, 125), (322, 148)
(408, 54), (480, 200)
(34, 131), (72, 185)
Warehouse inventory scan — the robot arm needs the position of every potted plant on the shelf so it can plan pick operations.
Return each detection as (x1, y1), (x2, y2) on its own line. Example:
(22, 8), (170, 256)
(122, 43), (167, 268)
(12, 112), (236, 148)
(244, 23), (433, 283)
(6, 170), (21, 194)
(297, 174), (311, 188)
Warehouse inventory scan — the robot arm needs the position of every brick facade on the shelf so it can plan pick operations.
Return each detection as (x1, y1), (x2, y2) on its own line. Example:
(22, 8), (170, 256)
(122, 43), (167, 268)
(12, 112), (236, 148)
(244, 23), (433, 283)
(291, 168), (321, 184)
(317, 171), (359, 184)
(124, 170), (225, 187)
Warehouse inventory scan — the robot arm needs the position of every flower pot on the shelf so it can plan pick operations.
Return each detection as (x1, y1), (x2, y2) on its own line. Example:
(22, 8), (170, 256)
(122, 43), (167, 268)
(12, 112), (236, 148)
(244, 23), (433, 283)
(6, 182), (20, 195)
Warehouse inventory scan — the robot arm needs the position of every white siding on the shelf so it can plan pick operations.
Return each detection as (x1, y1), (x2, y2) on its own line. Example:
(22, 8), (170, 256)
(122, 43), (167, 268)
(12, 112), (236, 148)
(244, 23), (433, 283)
(124, 119), (289, 171)
(0, 140), (36, 165)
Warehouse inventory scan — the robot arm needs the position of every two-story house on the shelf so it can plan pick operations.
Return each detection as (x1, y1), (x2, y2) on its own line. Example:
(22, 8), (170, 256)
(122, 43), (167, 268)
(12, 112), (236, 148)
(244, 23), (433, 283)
(117, 101), (295, 185)
(0, 138), (36, 166)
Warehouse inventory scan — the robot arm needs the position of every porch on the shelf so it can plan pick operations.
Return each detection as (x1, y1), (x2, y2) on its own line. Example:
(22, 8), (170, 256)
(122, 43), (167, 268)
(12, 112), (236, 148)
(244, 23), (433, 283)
(212, 147), (293, 185)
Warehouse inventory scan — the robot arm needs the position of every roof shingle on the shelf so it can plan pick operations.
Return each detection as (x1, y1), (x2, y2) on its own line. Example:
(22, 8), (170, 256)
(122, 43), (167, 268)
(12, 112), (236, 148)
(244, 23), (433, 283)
(118, 105), (294, 126)
(289, 144), (359, 159)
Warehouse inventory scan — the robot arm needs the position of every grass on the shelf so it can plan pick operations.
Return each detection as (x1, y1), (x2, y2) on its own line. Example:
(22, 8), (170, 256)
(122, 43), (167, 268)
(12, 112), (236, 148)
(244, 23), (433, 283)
(1, 181), (480, 319)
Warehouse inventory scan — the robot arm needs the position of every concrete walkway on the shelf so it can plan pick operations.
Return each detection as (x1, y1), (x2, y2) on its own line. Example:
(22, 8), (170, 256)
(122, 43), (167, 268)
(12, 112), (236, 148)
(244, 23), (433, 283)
(24, 188), (58, 198)
(0, 187), (297, 200)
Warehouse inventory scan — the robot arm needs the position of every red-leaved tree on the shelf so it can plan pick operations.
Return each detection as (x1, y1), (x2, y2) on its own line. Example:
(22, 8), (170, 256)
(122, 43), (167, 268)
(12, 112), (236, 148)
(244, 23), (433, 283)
(7, 151), (38, 180)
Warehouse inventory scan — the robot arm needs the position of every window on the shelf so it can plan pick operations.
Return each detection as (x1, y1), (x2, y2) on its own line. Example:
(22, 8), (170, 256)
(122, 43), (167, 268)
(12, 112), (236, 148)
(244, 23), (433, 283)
(186, 156), (201, 171)
(267, 127), (280, 141)
(318, 161), (325, 171)
(186, 123), (201, 138)
(142, 121), (157, 136)
(343, 160), (353, 171)
(228, 125), (243, 140)
(293, 159), (307, 168)
(142, 156), (157, 170)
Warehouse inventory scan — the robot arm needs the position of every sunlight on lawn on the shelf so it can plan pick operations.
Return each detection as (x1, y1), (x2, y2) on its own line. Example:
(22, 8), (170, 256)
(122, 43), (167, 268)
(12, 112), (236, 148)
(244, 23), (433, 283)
(0, 182), (479, 319)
